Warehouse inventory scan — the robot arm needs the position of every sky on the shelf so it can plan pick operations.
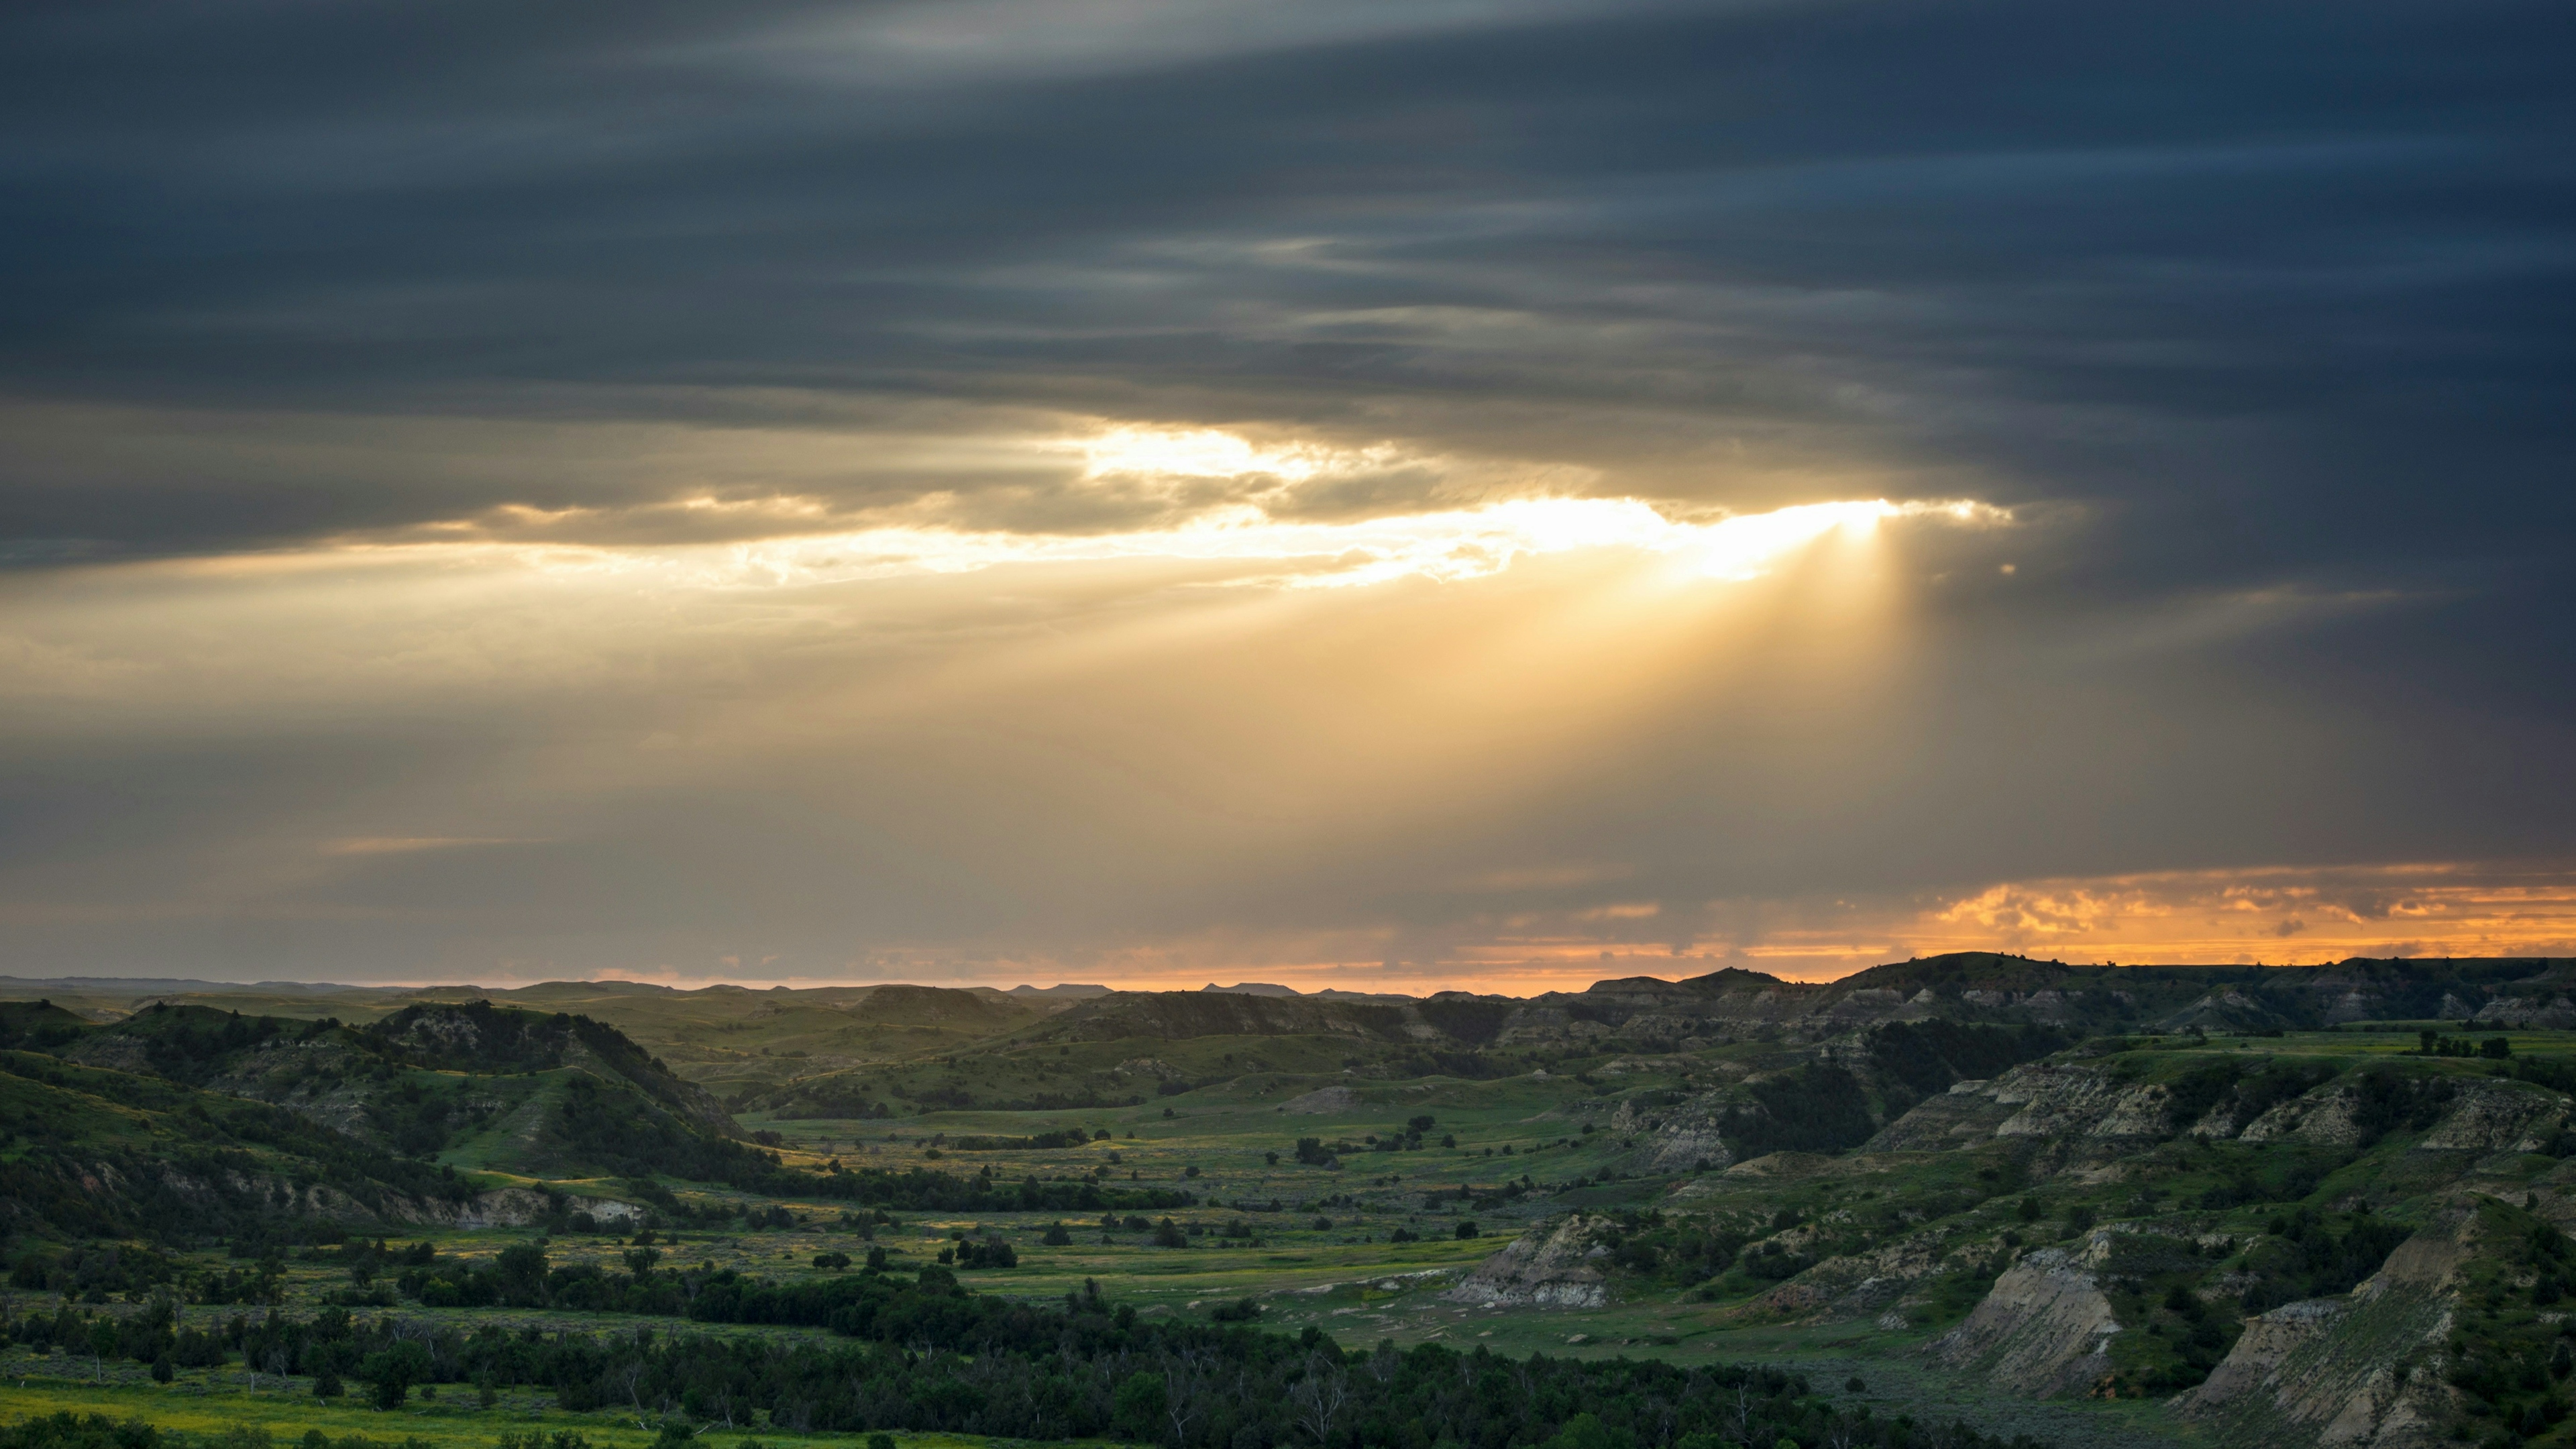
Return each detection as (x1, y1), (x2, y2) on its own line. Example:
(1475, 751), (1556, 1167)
(1, 0), (2571, 992)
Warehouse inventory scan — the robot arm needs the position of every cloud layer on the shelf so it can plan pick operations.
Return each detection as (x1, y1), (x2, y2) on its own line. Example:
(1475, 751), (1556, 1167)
(0, 0), (2569, 985)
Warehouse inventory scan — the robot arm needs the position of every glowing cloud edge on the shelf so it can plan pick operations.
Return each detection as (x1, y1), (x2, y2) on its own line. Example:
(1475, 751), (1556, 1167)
(633, 495), (2013, 590)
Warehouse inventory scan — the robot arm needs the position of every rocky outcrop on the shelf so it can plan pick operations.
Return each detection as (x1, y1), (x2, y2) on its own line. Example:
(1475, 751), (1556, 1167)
(2414, 1079), (2566, 1152)
(2241, 1085), (2371, 1145)
(1874, 1062), (2180, 1150)
(1442, 1214), (1612, 1309)
(2475, 993), (2576, 1028)
(1280, 1085), (1359, 1114)
(1931, 1247), (2123, 1395)
(1864, 1078), (2023, 1150)
(1619, 1093), (1737, 1173)
(1750, 1232), (1952, 1321)
(2178, 1200), (2474, 1447)
(1992, 1064), (2178, 1140)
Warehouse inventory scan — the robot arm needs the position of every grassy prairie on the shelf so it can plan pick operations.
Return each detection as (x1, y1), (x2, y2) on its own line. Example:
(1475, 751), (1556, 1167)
(0, 1370), (1027, 1449)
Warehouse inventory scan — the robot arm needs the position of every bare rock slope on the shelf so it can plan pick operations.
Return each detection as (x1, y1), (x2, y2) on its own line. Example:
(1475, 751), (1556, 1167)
(2176, 1199), (2477, 1449)
(1931, 1246), (2125, 1396)
(1443, 1214), (1614, 1309)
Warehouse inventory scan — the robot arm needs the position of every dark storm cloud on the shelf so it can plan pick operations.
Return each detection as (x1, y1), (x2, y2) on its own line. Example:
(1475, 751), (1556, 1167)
(0, 0), (2567, 570)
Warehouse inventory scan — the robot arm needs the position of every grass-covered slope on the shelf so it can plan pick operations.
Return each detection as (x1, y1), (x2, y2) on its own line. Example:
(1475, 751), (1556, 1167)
(49, 1002), (761, 1185)
(0, 1046), (477, 1240)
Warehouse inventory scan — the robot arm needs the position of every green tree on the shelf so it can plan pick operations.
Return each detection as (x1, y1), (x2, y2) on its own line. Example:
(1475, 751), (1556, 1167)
(359, 1340), (431, 1411)
(496, 1242), (550, 1299)
(1113, 1371), (1168, 1440)
(1542, 1413), (1611, 1449)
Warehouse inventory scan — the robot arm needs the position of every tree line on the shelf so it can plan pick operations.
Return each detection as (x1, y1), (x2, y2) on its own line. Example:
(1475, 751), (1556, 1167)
(1, 1268), (2047, 1449)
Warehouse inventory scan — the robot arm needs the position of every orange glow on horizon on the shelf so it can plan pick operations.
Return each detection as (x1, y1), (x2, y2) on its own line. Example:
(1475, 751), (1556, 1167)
(349, 858), (2576, 999)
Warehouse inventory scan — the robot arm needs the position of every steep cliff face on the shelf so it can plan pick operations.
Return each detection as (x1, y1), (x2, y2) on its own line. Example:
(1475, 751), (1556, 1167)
(1442, 1214), (1614, 1309)
(1931, 1246), (2125, 1395)
(2411, 1079), (2567, 1152)
(1865, 1061), (2176, 1151)
(1625, 1098), (1739, 1173)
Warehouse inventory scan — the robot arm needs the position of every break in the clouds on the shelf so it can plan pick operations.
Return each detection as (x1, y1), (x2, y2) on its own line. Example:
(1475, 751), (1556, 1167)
(0, 1), (2570, 986)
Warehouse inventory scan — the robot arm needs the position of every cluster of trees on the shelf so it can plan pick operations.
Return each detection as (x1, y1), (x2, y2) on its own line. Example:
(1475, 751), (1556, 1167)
(945, 1128), (1104, 1151)
(1384, 1223), (1479, 1243)
(5, 1299), (231, 1382)
(938, 1237), (1018, 1269)
(2156, 1059), (2335, 1137)
(2418, 1030), (2514, 1060)
(2097, 1275), (2240, 1395)
(9, 1243), (176, 1299)
(1715, 1065), (1877, 1159)
(1284, 1118), (1454, 1173)
(2236, 1208), (2412, 1314)
(2, 1270), (2043, 1449)
(536, 1075), (779, 1185)
(1864, 1021), (2072, 1116)
(388, 1242), (704, 1316)
(761, 1163), (1193, 1214)
(0, 1418), (433, 1449)
(2137, 1055), (2463, 1149)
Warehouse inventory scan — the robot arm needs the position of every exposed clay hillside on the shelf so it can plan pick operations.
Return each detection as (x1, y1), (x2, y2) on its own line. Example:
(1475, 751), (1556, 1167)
(1611, 1018), (2070, 1173)
(1862, 1052), (2575, 1161)
(1443, 1213), (1615, 1308)
(2177, 1195), (2485, 1448)
(1933, 1246), (2125, 1395)
(63, 1009), (413, 1143)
